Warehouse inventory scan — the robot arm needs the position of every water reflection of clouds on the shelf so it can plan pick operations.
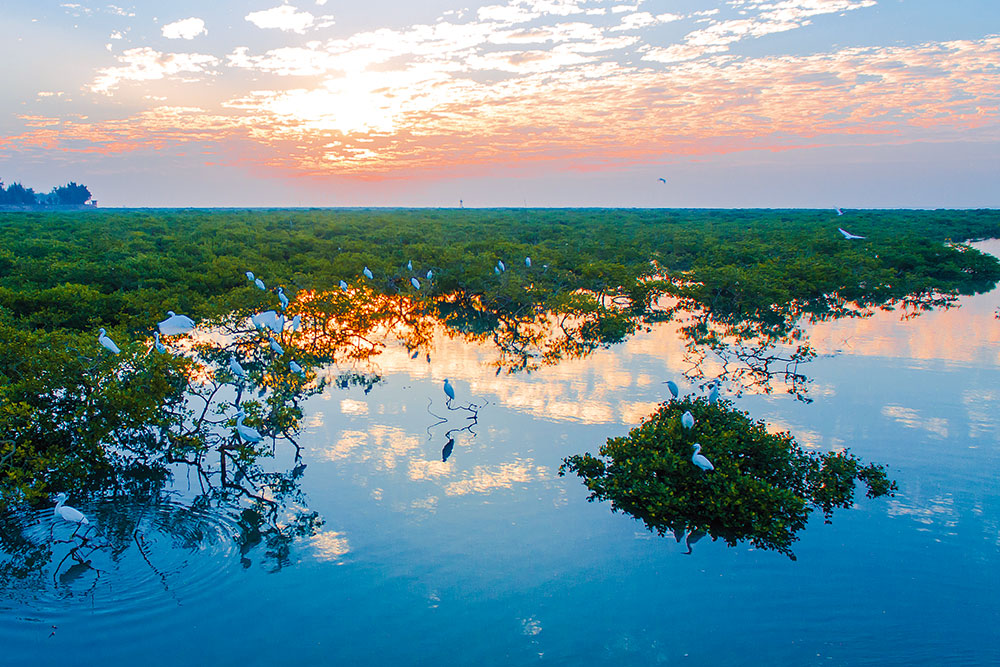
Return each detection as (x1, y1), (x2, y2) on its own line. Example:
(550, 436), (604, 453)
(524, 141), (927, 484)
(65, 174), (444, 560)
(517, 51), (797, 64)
(887, 494), (959, 536)
(882, 405), (950, 440)
(310, 530), (351, 563)
(961, 389), (1000, 440)
(443, 460), (550, 497)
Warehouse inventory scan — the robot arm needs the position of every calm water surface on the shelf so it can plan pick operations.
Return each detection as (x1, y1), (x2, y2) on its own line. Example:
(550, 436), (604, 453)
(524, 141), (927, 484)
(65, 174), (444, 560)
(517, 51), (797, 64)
(3, 244), (1000, 666)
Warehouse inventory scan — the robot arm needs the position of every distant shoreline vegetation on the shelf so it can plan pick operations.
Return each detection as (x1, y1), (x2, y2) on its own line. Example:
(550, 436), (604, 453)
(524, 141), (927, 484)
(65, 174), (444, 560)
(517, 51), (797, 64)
(0, 179), (94, 208)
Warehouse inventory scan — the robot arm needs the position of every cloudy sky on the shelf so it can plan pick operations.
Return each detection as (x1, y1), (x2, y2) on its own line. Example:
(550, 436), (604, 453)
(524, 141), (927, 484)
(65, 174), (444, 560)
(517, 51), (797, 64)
(1, 0), (998, 207)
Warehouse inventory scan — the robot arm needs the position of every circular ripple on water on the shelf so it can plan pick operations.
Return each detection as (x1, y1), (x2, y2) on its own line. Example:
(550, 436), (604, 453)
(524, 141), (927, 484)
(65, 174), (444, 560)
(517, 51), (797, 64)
(0, 495), (246, 615)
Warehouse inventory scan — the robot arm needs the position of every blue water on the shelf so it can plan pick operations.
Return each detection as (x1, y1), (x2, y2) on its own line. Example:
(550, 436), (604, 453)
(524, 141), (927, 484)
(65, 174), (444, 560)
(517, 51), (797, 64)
(4, 248), (1000, 666)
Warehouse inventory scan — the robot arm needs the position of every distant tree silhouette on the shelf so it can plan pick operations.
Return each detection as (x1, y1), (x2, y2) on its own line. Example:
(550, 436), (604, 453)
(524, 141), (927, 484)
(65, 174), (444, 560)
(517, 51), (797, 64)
(0, 181), (38, 205)
(51, 181), (91, 205)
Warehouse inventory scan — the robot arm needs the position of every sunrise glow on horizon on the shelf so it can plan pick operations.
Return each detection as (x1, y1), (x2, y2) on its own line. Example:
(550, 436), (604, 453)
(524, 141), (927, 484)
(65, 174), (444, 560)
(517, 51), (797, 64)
(1, 0), (998, 207)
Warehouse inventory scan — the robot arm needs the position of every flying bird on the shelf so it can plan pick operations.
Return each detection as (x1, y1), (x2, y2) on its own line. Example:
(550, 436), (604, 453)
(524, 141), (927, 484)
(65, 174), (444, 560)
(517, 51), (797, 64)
(658, 177), (667, 184)
(98, 328), (120, 354)
(838, 227), (866, 240)
(691, 444), (714, 472)
(157, 311), (195, 336)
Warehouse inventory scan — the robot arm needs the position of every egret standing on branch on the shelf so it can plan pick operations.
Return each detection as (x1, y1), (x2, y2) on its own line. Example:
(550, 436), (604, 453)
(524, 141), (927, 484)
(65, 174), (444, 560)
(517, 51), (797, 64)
(235, 411), (263, 443)
(443, 379), (455, 404)
(255, 277), (266, 290)
(411, 277), (421, 290)
(277, 287), (289, 310)
(340, 280), (349, 291)
(53, 493), (90, 536)
(98, 328), (120, 354)
(682, 411), (695, 429)
(363, 266), (374, 280)
(665, 380), (679, 399)
(268, 336), (284, 356)
(708, 383), (720, 404)
(153, 331), (166, 354)
(246, 271), (255, 281)
(229, 355), (246, 381)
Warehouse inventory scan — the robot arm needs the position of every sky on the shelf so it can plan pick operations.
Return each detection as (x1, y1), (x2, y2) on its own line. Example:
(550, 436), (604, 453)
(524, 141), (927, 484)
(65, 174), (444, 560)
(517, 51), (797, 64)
(0, 0), (998, 208)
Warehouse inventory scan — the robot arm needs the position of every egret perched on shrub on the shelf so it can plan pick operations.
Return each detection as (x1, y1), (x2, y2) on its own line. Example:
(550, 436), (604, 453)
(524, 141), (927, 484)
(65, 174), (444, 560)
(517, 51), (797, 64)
(268, 336), (284, 355)
(229, 355), (246, 380)
(235, 410), (263, 443)
(708, 382), (720, 404)
(443, 378), (455, 403)
(340, 280), (349, 291)
(153, 331), (166, 354)
(246, 271), (255, 281)
(363, 266), (374, 280)
(407, 260), (413, 271)
(98, 328), (120, 354)
(158, 311), (195, 336)
(411, 277), (421, 290)
(665, 380), (679, 399)
(290, 314), (301, 332)
(682, 411), (695, 429)
(525, 257), (531, 267)
(289, 361), (304, 376)
(691, 444), (714, 472)
(426, 270), (433, 280)
(53, 493), (89, 536)
(255, 277), (266, 290)
(277, 287), (289, 310)
(497, 260), (505, 272)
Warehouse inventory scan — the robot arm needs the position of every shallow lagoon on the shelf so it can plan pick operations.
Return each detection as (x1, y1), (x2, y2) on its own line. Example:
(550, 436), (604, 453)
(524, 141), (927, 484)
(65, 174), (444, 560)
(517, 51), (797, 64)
(3, 243), (999, 666)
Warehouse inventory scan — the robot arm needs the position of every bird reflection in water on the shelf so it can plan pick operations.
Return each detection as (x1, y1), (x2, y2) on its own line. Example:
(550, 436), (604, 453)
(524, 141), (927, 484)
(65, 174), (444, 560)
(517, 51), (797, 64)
(442, 438), (455, 462)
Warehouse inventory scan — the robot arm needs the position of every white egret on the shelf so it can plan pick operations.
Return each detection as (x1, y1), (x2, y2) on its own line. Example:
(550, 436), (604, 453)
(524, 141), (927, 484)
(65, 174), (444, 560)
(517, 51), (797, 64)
(339, 280), (349, 291)
(838, 227), (865, 240)
(497, 260), (505, 272)
(659, 177), (667, 184)
(153, 331), (166, 354)
(665, 380), (679, 399)
(525, 257), (531, 267)
(443, 378), (455, 402)
(411, 277), (421, 290)
(98, 328), (120, 354)
(407, 260), (413, 271)
(157, 311), (195, 336)
(246, 271), (255, 281)
(53, 493), (89, 535)
(290, 314), (301, 332)
(251, 310), (282, 334)
(426, 270), (433, 280)
(255, 278), (266, 290)
(363, 266), (374, 280)
(681, 411), (695, 429)
(494, 267), (501, 275)
(835, 207), (844, 216)
(229, 355), (246, 380)
(235, 411), (263, 443)
(268, 336), (284, 355)
(277, 287), (289, 310)
(289, 361), (303, 375)
(708, 382), (720, 404)
(691, 444), (714, 472)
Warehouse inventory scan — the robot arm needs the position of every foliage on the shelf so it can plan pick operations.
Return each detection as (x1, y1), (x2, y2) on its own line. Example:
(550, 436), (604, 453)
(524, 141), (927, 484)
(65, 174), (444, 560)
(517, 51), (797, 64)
(560, 397), (897, 559)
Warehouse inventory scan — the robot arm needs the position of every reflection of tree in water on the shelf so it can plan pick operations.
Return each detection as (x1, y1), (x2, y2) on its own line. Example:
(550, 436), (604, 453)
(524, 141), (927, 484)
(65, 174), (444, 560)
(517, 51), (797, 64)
(560, 397), (897, 560)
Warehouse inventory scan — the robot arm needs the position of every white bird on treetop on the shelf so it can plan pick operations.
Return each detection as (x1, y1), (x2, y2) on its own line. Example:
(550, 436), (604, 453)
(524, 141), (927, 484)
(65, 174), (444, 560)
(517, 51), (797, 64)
(407, 260), (413, 271)
(691, 444), (714, 472)
(525, 257), (531, 267)
(411, 277), (421, 290)
(158, 311), (195, 336)
(289, 361), (303, 375)
(708, 383), (720, 404)
(665, 380), (679, 399)
(246, 271), (255, 281)
(838, 227), (865, 240)
(235, 410), (263, 443)
(497, 260), (505, 272)
(153, 331), (166, 354)
(53, 493), (90, 534)
(363, 266), (374, 280)
(426, 270), (433, 280)
(229, 355), (246, 379)
(277, 287), (289, 310)
(835, 207), (844, 216)
(682, 411), (695, 429)
(340, 280), (349, 291)
(98, 328), (120, 354)
(290, 314), (301, 332)
(255, 278), (266, 290)
(268, 336), (284, 356)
